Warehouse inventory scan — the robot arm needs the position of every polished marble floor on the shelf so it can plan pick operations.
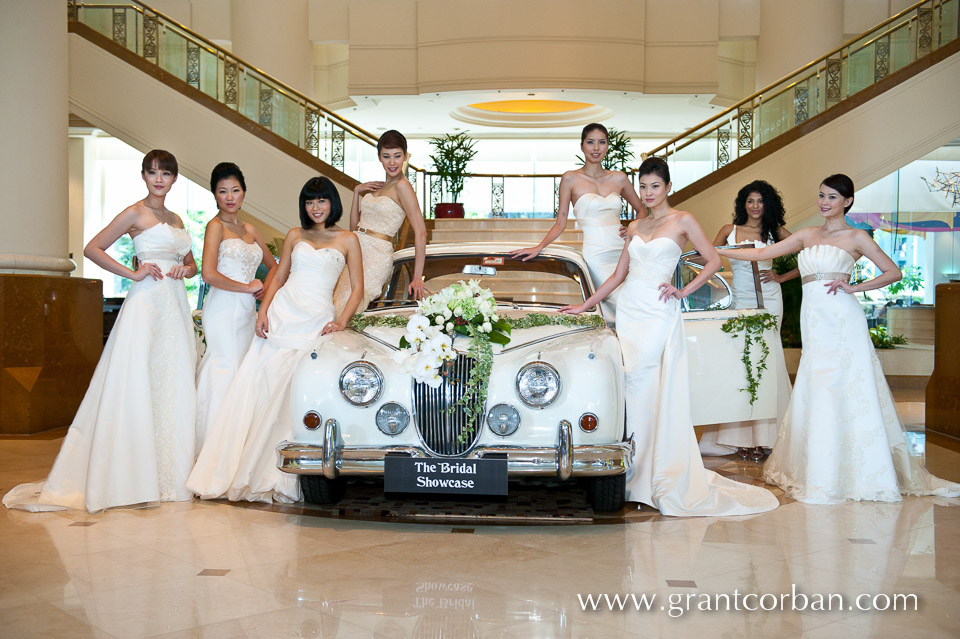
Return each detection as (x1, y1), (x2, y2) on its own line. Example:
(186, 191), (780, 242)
(2, 402), (959, 638)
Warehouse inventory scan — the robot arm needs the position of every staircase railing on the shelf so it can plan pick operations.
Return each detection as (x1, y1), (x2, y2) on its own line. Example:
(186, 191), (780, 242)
(68, 0), (959, 217)
(68, 0), (423, 187)
(641, 0), (959, 192)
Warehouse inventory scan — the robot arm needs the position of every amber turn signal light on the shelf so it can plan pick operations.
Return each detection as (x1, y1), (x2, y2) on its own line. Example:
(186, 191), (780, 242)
(303, 411), (322, 430)
(579, 413), (598, 432)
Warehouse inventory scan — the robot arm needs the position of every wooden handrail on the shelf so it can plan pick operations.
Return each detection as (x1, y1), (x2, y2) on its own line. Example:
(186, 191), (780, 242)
(644, 0), (940, 159)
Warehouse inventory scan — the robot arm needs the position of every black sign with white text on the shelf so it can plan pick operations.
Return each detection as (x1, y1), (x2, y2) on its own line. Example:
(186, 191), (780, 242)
(384, 455), (508, 496)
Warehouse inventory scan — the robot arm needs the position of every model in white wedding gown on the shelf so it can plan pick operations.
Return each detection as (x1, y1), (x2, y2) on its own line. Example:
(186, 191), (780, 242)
(699, 227), (791, 454)
(764, 244), (960, 503)
(187, 243), (344, 503)
(619, 236), (780, 516)
(3, 223), (197, 512)
(574, 192), (624, 326)
(332, 195), (405, 314)
(195, 238), (263, 451)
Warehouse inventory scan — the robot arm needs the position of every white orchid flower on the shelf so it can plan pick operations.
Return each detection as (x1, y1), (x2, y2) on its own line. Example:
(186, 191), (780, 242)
(407, 315), (431, 334)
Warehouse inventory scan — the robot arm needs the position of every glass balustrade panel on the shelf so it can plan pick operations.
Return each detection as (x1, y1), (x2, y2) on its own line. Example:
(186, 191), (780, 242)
(199, 47), (218, 99)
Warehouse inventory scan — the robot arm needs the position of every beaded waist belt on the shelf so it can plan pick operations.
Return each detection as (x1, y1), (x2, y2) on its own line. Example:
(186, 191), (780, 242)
(801, 271), (849, 285)
(357, 226), (393, 242)
(137, 251), (183, 264)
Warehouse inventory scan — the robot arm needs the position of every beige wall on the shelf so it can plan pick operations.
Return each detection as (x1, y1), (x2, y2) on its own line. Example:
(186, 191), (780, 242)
(144, 0), (908, 108)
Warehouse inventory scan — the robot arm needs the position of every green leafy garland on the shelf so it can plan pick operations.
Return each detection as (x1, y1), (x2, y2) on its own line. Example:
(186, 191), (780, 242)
(349, 312), (605, 333)
(721, 312), (779, 406)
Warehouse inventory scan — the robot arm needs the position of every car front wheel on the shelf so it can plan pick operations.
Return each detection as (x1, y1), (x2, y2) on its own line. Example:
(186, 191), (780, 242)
(587, 474), (626, 513)
(300, 475), (346, 505)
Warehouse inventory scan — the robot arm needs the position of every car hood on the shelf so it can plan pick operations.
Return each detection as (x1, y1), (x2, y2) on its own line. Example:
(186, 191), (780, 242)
(352, 309), (605, 353)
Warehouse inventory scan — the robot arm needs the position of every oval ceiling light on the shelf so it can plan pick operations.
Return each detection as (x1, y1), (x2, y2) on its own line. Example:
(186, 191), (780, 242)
(451, 99), (613, 128)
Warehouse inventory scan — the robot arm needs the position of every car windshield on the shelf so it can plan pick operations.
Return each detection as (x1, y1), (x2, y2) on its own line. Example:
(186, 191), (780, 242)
(371, 253), (593, 309)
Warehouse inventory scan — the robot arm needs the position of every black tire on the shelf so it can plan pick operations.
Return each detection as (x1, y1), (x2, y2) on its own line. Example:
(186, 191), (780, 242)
(587, 474), (626, 512)
(300, 475), (346, 505)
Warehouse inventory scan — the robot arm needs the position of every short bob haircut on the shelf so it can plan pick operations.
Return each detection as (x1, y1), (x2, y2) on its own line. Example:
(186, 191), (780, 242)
(142, 149), (178, 176)
(637, 156), (670, 184)
(210, 162), (246, 193)
(377, 129), (407, 154)
(820, 173), (855, 213)
(299, 176), (342, 229)
(733, 179), (787, 243)
(580, 122), (609, 143)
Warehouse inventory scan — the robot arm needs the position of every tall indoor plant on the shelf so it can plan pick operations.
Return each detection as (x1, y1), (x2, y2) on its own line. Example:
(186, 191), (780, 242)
(429, 131), (478, 218)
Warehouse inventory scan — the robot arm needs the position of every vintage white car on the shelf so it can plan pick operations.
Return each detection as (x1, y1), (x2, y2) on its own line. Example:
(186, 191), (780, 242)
(277, 242), (779, 512)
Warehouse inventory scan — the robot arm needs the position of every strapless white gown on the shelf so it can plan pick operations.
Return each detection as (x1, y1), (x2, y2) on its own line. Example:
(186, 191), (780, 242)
(333, 194), (405, 314)
(699, 226), (792, 453)
(195, 238), (263, 451)
(619, 236), (779, 516)
(187, 244), (344, 503)
(3, 223), (197, 512)
(573, 193), (624, 326)
(764, 244), (960, 503)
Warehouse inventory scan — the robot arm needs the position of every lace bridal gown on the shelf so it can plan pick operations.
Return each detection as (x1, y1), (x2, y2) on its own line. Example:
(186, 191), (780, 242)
(619, 236), (780, 516)
(333, 195), (405, 314)
(573, 192), (624, 326)
(195, 238), (263, 450)
(3, 223), (197, 512)
(764, 244), (960, 503)
(187, 243), (344, 503)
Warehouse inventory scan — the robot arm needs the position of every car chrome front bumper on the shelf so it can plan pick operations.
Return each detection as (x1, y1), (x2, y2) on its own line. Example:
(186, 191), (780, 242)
(277, 418), (634, 480)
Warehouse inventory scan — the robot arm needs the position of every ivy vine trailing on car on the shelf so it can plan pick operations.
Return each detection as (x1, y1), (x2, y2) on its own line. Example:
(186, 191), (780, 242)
(720, 312), (779, 407)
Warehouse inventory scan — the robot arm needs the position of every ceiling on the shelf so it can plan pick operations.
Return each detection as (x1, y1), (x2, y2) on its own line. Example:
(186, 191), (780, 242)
(336, 88), (723, 141)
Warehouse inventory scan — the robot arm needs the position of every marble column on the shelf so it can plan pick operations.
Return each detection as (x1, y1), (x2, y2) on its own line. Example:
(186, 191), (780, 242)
(0, 1), (102, 434)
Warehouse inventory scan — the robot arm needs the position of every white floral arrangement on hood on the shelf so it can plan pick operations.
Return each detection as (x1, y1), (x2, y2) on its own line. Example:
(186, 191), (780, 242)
(392, 280), (511, 391)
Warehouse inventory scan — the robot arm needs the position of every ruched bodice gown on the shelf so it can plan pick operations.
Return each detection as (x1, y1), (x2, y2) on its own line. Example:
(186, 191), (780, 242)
(187, 244), (344, 503)
(4, 223), (197, 512)
(763, 244), (960, 503)
(333, 194), (405, 314)
(618, 236), (779, 516)
(195, 238), (263, 451)
(573, 193), (624, 326)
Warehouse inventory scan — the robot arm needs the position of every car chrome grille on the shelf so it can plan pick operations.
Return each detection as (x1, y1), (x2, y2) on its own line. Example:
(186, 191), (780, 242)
(412, 354), (482, 456)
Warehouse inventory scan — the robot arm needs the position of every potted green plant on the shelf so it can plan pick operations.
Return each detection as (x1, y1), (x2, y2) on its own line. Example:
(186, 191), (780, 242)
(429, 131), (478, 218)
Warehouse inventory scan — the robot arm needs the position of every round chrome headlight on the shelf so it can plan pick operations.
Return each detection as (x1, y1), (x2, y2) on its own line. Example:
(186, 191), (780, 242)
(339, 361), (383, 406)
(487, 403), (521, 436)
(516, 361), (561, 408)
(376, 402), (410, 435)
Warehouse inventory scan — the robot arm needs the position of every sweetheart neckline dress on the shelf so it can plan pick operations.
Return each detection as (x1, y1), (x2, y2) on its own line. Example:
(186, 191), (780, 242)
(618, 235), (780, 516)
(187, 243), (345, 503)
(332, 194), (405, 315)
(3, 223), (197, 512)
(573, 192), (624, 327)
(763, 244), (960, 503)
(195, 237), (263, 451)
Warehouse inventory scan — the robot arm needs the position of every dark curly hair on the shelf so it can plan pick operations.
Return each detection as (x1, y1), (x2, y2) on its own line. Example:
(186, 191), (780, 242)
(733, 180), (787, 243)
